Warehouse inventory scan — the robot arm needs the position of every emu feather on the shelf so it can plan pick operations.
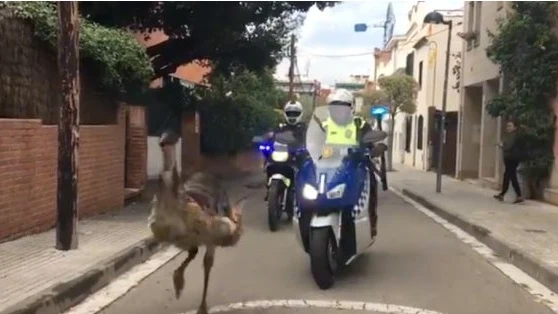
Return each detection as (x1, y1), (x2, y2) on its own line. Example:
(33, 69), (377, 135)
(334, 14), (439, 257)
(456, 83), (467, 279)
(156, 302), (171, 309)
(148, 130), (243, 314)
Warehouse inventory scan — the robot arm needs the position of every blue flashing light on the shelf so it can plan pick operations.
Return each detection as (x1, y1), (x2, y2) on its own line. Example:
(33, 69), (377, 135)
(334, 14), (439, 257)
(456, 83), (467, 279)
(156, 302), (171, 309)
(259, 145), (272, 152)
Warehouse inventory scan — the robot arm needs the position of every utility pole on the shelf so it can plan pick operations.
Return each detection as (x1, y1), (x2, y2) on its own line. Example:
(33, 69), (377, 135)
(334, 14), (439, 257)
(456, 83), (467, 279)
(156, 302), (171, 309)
(312, 81), (317, 111)
(56, 1), (80, 250)
(288, 34), (296, 103)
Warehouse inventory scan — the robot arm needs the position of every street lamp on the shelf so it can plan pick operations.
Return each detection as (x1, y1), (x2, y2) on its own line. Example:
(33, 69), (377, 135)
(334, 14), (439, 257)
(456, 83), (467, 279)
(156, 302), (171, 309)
(423, 11), (452, 193)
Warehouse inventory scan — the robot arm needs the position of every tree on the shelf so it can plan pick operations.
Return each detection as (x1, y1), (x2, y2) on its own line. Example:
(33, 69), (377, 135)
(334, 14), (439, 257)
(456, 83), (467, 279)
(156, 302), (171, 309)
(377, 70), (418, 171)
(79, 2), (337, 79)
(3, 1), (153, 97)
(197, 68), (281, 155)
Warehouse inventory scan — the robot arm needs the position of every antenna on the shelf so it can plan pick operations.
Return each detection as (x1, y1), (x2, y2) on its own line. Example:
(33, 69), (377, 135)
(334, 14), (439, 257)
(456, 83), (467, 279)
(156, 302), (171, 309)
(383, 2), (395, 47)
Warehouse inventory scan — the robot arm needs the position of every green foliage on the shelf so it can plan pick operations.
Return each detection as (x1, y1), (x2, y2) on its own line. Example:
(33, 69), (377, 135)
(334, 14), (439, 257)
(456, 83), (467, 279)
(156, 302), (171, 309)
(377, 71), (418, 117)
(355, 89), (389, 117)
(198, 69), (281, 155)
(485, 1), (558, 187)
(2, 1), (153, 96)
(358, 89), (389, 106)
(79, 2), (337, 78)
(451, 52), (462, 92)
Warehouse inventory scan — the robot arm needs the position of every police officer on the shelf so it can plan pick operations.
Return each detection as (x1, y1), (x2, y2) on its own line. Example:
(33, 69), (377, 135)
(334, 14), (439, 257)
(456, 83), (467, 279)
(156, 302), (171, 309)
(263, 100), (308, 200)
(323, 89), (378, 239)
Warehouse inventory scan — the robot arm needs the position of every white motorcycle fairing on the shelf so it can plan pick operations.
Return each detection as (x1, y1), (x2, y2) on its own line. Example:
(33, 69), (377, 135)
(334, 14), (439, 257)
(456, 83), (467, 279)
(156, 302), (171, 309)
(310, 213), (341, 242)
(268, 173), (291, 187)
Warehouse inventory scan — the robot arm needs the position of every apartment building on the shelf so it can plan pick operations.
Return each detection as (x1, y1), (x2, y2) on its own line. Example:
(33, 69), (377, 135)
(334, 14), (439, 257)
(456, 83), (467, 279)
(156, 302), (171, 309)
(456, 1), (558, 205)
(456, 1), (507, 186)
(373, 1), (463, 172)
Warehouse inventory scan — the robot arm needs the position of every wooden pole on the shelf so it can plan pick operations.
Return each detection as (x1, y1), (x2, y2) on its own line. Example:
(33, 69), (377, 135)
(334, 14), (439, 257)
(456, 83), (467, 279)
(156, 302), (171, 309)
(288, 34), (296, 103)
(56, 1), (80, 250)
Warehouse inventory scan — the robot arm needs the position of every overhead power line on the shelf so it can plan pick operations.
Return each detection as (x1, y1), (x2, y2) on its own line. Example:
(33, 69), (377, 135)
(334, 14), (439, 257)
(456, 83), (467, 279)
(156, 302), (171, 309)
(298, 28), (449, 58)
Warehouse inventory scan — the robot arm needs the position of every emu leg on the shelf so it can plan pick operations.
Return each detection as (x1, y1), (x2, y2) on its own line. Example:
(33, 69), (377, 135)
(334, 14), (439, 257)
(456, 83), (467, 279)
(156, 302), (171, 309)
(173, 247), (199, 299)
(197, 246), (216, 314)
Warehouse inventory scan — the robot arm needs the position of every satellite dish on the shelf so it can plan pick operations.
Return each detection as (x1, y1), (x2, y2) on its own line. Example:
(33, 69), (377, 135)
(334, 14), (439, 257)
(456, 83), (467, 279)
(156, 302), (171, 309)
(383, 2), (396, 47)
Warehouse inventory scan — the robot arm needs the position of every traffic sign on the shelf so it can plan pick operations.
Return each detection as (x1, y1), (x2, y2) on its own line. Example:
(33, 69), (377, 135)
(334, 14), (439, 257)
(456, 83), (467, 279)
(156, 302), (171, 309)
(354, 23), (368, 32)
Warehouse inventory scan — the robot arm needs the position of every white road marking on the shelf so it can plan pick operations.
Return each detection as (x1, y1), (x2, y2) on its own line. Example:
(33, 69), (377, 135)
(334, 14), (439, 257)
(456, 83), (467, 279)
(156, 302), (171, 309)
(180, 299), (445, 314)
(389, 187), (558, 313)
(64, 246), (182, 314)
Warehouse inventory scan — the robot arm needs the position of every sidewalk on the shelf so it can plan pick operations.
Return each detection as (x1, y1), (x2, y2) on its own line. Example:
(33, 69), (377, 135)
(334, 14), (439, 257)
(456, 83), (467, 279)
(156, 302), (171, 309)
(0, 175), (261, 314)
(389, 165), (558, 294)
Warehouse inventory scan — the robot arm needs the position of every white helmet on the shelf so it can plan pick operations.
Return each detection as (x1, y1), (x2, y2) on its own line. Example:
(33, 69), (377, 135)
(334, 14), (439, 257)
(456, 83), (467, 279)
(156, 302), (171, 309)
(283, 101), (303, 125)
(326, 89), (354, 110)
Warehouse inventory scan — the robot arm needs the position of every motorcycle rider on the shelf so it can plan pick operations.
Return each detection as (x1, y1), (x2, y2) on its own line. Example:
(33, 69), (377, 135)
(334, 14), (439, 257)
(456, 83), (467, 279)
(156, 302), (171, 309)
(322, 89), (379, 239)
(263, 100), (308, 201)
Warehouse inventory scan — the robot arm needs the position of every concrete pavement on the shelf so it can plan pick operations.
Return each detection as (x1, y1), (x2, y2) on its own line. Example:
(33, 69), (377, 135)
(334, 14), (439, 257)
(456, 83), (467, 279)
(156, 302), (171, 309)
(389, 166), (558, 296)
(71, 189), (555, 314)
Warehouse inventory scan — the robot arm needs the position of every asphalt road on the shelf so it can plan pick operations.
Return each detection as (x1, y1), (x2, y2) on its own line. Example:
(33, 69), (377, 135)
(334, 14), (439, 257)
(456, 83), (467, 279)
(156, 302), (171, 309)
(95, 189), (554, 314)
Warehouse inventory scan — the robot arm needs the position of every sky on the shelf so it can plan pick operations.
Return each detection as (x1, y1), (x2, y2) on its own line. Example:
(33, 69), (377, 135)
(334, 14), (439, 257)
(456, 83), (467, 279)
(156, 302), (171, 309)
(274, 0), (464, 87)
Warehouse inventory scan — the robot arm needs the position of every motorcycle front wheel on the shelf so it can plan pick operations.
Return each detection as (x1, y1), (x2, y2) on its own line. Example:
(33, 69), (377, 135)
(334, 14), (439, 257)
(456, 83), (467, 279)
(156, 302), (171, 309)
(267, 181), (283, 232)
(309, 227), (337, 289)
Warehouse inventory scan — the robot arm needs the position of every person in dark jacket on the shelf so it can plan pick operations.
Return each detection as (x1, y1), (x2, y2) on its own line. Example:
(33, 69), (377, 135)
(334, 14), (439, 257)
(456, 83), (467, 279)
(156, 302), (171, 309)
(494, 120), (524, 204)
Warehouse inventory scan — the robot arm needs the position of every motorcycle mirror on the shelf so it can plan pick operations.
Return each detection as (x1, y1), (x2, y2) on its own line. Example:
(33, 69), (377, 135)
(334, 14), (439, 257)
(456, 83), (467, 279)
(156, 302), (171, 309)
(275, 131), (296, 145)
(362, 130), (388, 144)
(252, 135), (263, 143)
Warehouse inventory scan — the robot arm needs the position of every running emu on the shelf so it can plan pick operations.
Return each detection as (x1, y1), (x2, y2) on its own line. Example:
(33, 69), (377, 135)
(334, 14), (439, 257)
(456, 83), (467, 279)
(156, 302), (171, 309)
(148, 130), (243, 314)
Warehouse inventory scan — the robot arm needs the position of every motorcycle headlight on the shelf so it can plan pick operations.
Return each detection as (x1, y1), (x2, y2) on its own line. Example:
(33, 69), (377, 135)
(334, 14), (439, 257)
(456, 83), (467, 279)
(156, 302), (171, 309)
(302, 184), (318, 200)
(271, 151), (289, 162)
(326, 183), (346, 199)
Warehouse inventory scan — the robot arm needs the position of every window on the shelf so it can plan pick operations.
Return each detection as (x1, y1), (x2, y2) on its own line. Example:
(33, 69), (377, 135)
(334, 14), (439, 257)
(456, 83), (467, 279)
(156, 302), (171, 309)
(406, 52), (415, 76)
(418, 61), (423, 88)
(417, 115), (424, 150)
(405, 116), (413, 152)
(474, 1), (482, 47)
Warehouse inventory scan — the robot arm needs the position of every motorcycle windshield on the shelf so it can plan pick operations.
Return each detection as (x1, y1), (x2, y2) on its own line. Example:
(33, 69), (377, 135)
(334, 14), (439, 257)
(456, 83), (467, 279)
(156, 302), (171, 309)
(273, 141), (289, 153)
(305, 104), (359, 170)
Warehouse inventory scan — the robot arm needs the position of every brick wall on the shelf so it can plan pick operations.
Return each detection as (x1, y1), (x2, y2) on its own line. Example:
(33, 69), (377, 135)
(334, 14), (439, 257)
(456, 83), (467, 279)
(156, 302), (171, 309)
(125, 106), (147, 189)
(79, 107), (126, 217)
(0, 12), (130, 241)
(0, 120), (57, 239)
(0, 108), (126, 241)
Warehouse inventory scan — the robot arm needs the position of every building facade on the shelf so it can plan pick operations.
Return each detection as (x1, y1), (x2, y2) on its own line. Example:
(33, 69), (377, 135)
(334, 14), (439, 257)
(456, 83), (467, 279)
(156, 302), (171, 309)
(373, 1), (463, 173)
(456, 1), (507, 187)
(275, 75), (320, 97)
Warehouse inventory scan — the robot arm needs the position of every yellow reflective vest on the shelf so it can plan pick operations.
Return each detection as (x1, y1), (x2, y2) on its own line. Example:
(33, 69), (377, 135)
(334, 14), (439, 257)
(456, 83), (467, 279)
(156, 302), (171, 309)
(321, 117), (366, 145)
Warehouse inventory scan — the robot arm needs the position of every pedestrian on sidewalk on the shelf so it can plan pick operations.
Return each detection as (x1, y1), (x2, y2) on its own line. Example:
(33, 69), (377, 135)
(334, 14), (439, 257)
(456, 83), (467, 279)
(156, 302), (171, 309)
(494, 120), (525, 204)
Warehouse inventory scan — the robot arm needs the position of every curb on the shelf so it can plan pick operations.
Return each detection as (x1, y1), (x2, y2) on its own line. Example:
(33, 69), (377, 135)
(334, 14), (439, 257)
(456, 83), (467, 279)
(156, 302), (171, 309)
(0, 237), (161, 314)
(398, 187), (558, 295)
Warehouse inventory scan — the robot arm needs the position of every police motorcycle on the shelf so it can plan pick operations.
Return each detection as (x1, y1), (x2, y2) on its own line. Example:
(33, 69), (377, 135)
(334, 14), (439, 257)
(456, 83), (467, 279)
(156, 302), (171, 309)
(252, 128), (306, 231)
(275, 104), (388, 289)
